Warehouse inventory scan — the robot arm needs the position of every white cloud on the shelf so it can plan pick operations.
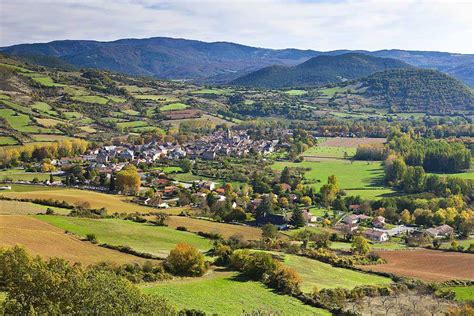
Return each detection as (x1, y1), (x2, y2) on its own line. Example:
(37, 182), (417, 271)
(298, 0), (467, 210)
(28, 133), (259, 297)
(0, 0), (472, 53)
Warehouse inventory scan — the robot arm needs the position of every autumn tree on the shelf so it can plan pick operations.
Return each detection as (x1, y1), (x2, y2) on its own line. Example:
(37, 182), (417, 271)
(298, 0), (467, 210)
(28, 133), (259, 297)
(164, 243), (207, 276)
(351, 235), (370, 255)
(116, 164), (140, 195)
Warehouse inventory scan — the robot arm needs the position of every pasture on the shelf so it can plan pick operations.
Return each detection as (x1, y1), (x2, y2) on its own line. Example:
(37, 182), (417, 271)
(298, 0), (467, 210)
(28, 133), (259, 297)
(358, 249), (474, 281)
(159, 102), (188, 111)
(0, 187), (163, 214)
(284, 89), (307, 96)
(281, 253), (391, 292)
(318, 137), (386, 148)
(142, 271), (328, 315)
(0, 136), (18, 145)
(439, 285), (474, 302)
(430, 171), (474, 181)
(117, 121), (148, 129)
(272, 160), (395, 199)
(318, 87), (350, 97)
(32, 102), (58, 116)
(121, 109), (140, 116)
(24, 73), (64, 87)
(36, 118), (63, 127)
(36, 216), (212, 257)
(71, 95), (109, 104)
(31, 134), (77, 142)
(0, 215), (144, 265)
(191, 88), (232, 95)
(0, 109), (56, 134)
(303, 146), (356, 159)
(0, 169), (55, 182)
(165, 216), (263, 240)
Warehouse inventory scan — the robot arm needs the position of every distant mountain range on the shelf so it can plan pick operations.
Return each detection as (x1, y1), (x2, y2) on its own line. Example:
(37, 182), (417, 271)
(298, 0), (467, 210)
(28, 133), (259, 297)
(229, 53), (412, 88)
(1, 37), (473, 87)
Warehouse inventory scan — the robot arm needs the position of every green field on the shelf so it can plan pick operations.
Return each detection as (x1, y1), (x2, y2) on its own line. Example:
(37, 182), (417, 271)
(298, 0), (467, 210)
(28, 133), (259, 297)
(0, 169), (56, 182)
(303, 146), (356, 158)
(71, 95), (109, 104)
(429, 171), (474, 180)
(285, 89), (307, 96)
(282, 253), (392, 292)
(142, 271), (328, 315)
(0, 109), (56, 133)
(32, 102), (58, 116)
(0, 184), (64, 192)
(121, 109), (140, 116)
(329, 241), (408, 251)
(0, 63), (33, 73)
(108, 96), (127, 103)
(191, 88), (232, 95)
(442, 286), (474, 302)
(117, 121), (148, 128)
(0, 136), (18, 145)
(36, 216), (212, 257)
(133, 94), (177, 102)
(63, 111), (83, 119)
(24, 73), (65, 87)
(0, 200), (70, 215)
(272, 160), (395, 199)
(319, 87), (349, 97)
(159, 102), (188, 111)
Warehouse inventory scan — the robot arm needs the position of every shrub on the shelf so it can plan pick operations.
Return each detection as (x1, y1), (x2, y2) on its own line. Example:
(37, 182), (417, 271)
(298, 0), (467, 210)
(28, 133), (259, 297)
(85, 233), (97, 243)
(213, 243), (233, 266)
(176, 226), (188, 231)
(165, 243), (207, 277)
(266, 263), (302, 294)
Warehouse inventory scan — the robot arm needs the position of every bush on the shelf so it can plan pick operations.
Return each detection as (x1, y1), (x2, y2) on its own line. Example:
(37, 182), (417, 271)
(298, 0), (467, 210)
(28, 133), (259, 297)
(165, 243), (207, 277)
(266, 263), (302, 294)
(176, 226), (188, 231)
(85, 233), (97, 243)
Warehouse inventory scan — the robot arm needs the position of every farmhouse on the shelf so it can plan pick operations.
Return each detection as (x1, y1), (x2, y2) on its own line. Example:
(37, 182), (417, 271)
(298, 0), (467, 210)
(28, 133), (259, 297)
(363, 229), (389, 242)
(372, 216), (385, 228)
(426, 224), (454, 238)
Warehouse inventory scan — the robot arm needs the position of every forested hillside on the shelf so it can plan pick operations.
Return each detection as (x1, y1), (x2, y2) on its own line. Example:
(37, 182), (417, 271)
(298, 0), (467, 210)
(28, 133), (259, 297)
(361, 69), (474, 112)
(229, 54), (411, 88)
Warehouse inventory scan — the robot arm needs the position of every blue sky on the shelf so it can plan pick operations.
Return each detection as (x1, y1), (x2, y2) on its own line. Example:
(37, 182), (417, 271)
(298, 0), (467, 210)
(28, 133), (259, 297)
(0, 0), (472, 53)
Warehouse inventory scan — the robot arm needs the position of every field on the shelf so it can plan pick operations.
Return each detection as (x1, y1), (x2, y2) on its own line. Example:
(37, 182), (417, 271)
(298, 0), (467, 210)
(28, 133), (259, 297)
(285, 89), (307, 96)
(430, 171), (474, 180)
(0, 169), (55, 181)
(439, 285), (474, 302)
(282, 254), (391, 292)
(0, 187), (166, 214)
(318, 87), (350, 97)
(165, 216), (263, 240)
(272, 160), (395, 199)
(0, 136), (18, 145)
(24, 73), (65, 87)
(71, 95), (109, 104)
(36, 216), (212, 257)
(117, 120), (148, 128)
(191, 88), (232, 95)
(318, 137), (386, 148)
(0, 109), (56, 134)
(329, 241), (408, 250)
(133, 94), (178, 102)
(121, 109), (140, 116)
(159, 102), (188, 111)
(0, 215), (144, 265)
(359, 249), (474, 281)
(142, 270), (328, 315)
(31, 134), (76, 142)
(36, 118), (62, 127)
(0, 200), (70, 215)
(303, 146), (356, 159)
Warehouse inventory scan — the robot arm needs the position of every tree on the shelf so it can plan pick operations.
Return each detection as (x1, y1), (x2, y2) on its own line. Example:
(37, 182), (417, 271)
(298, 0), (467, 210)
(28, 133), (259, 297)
(116, 165), (140, 195)
(401, 209), (412, 224)
(178, 158), (193, 173)
(165, 243), (207, 276)
(301, 196), (312, 206)
(290, 209), (306, 227)
(280, 167), (291, 184)
(351, 235), (370, 255)
(261, 223), (278, 240)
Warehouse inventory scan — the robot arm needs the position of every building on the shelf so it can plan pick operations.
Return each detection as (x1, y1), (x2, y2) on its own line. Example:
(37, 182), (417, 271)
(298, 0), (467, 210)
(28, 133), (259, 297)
(342, 214), (359, 225)
(372, 216), (386, 228)
(363, 229), (389, 242)
(426, 224), (454, 238)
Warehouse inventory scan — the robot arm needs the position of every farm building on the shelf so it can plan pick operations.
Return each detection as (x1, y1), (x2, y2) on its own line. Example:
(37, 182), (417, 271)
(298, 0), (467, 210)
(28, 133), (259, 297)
(363, 229), (389, 242)
(426, 224), (454, 238)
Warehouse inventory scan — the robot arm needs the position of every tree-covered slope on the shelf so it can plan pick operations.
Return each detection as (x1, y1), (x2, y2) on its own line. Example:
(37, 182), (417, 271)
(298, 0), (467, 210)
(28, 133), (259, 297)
(361, 69), (474, 112)
(229, 53), (412, 88)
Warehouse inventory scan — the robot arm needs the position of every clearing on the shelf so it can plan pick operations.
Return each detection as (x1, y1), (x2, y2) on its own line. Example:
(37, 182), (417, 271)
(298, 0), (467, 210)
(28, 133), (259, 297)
(358, 249), (474, 281)
(318, 137), (386, 148)
(0, 215), (144, 265)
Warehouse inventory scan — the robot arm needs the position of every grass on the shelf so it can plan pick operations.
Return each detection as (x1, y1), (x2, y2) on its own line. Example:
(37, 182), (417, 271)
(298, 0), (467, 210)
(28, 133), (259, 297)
(0, 200), (70, 215)
(319, 87), (349, 97)
(159, 102), (188, 111)
(120, 85), (155, 93)
(303, 146), (356, 158)
(24, 74), (65, 87)
(0, 63), (33, 73)
(0, 187), (165, 214)
(0, 136), (18, 145)
(63, 111), (83, 119)
(71, 95), (109, 104)
(282, 253), (392, 292)
(429, 171), (474, 180)
(117, 121), (148, 128)
(142, 271), (328, 315)
(108, 96), (127, 103)
(79, 126), (96, 133)
(133, 95), (178, 102)
(31, 134), (76, 142)
(36, 216), (212, 257)
(272, 160), (395, 199)
(131, 126), (160, 133)
(329, 241), (408, 251)
(440, 286), (474, 302)
(32, 102), (58, 116)
(191, 88), (232, 95)
(285, 89), (307, 96)
(121, 109), (140, 116)
(0, 109), (57, 133)
(0, 169), (56, 182)
(36, 118), (63, 127)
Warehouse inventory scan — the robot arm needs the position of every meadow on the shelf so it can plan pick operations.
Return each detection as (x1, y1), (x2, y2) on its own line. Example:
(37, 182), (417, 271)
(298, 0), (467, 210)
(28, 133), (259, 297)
(284, 89), (307, 96)
(0, 136), (18, 145)
(142, 271), (328, 315)
(0, 200), (70, 215)
(0, 215), (144, 265)
(429, 171), (474, 180)
(272, 160), (395, 199)
(281, 253), (392, 292)
(440, 286), (474, 302)
(36, 216), (212, 257)
(0, 169), (55, 182)
(0, 109), (57, 134)
(71, 95), (109, 104)
(159, 102), (188, 111)
(117, 121), (149, 129)
(318, 87), (350, 97)
(303, 146), (356, 159)
(191, 88), (232, 95)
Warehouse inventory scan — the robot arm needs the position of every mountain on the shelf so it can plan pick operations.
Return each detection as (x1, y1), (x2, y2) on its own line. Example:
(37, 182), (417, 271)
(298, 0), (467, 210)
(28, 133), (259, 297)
(1, 37), (473, 86)
(229, 53), (412, 88)
(358, 68), (474, 112)
(444, 62), (474, 88)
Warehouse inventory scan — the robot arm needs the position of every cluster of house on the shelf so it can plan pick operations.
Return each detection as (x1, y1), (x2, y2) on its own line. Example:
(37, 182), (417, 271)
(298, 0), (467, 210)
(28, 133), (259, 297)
(334, 210), (455, 243)
(183, 130), (279, 160)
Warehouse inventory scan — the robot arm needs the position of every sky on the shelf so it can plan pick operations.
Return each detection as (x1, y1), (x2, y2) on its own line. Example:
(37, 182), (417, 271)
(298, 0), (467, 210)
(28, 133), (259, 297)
(0, 0), (473, 53)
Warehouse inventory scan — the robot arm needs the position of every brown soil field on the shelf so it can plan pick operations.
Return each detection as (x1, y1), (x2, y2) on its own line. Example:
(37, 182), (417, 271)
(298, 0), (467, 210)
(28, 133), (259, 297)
(358, 249), (474, 281)
(321, 137), (386, 148)
(164, 216), (264, 240)
(0, 215), (145, 265)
